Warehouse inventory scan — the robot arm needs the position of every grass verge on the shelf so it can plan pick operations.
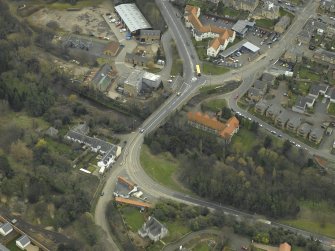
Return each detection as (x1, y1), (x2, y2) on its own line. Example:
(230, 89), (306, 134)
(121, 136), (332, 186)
(256, 19), (275, 29)
(202, 99), (227, 112)
(281, 201), (335, 238)
(203, 62), (230, 75)
(140, 145), (188, 193)
(121, 206), (145, 232)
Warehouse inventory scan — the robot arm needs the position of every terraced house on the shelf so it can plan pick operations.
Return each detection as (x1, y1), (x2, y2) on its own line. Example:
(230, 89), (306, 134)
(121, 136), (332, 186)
(187, 112), (239, 143)
(184, 5), (236, 57)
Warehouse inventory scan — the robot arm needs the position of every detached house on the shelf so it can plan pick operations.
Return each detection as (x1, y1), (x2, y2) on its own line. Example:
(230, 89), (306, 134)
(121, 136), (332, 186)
(184, 5), (235, 57)
(188, 112), (239, 143)
(0, 222), (13, 236)
(138, 216), (168, 242)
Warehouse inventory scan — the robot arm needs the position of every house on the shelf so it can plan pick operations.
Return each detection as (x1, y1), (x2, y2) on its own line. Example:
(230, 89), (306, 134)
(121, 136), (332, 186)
(72, 122), (89, 135)
(65, 127), (122, 170)
(16, 235), (31, 250)
(125, 52), (149, 67)
(286, 116), (301, 132)
(232, 20), (255, 37)
(297, 123), (312, 138)
(292, 96), (315, 113)
(325, 87), (335, 103)
(297, 29), (312, 45)
(326, 25), (335, 38)
(274, 16), (291, 33)
(262, 1), (280, 19)
(187, 112), (239, 143)
(138, 216), (168, 242)
(255, 100), (270, 115)
(248, 87), (264, 101)
(279, 242), (291, 251)
(253, 80), (267, 93)
(309, 127), (324, 144)
(124, 70), (143, 96)
(320, 0), (335, 13)
(265, 104), (282, 120)
(45, 127), (59, 138)
(283, 47), (303, 63)
(309, 84), (329, 98)
(103, 41), (120, 57)
(313, 49), (335, 65)
(184, 5), (236, 57)
(139, 30), (161, 43)
(275, 111), (291, 128)
(0, 222), (13, 236)
(90, 64), (114, 92)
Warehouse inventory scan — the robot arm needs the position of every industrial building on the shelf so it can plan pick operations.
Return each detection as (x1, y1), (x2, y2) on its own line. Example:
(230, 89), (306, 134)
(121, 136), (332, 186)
(123, 70), (162, 96)
(115, 3), (152, 34)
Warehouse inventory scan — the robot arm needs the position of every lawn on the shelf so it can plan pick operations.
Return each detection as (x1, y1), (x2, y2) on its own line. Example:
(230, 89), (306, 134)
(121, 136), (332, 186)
(164, 221), (191, 242)
(328, 103), (335, 115)
(121, 206), (145, 231)
(202, 99), (227, 112)
(202, 62), (230, 75)
(279, 7), (295, 19)
(192, 38), (210, 61)
(296, 81), (311, 95)
(281, 201), (335, 238)
(48, 0), (104, 10)
(230, 128), (258, 153)
(256, 19), (275, 29)
(6, 238), (21, 251)
(193, 242), (211, 251)
(171, 42), (183, 76)
(298, 68), (320, 81)
(140, 145), (189, 193)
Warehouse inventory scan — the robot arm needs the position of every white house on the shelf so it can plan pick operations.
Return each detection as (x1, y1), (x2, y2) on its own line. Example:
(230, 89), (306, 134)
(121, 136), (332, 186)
(0, 222), (13, 236)
(138, 216), (168, 242)
(16, 235), (30, 250)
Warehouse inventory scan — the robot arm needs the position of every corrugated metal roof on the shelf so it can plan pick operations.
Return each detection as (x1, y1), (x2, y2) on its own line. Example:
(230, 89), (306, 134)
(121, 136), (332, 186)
(115, 3), (151, 32)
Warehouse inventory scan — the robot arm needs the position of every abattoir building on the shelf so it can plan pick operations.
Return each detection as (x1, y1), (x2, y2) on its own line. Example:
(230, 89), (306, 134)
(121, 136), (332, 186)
(184, 5), (236, 57)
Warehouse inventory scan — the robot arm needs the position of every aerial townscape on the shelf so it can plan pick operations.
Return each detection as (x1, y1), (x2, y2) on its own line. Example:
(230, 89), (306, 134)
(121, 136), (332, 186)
(1, 0), (335, 250)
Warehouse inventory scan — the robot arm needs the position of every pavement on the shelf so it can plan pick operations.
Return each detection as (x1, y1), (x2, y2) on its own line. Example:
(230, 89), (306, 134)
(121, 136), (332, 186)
(94, 0), (335, 250)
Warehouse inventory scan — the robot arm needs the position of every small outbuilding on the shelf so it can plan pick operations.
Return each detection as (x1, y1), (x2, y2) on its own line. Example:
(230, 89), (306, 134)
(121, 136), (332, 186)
(0, 222), (13, 236)
(16, 235), (31, 250)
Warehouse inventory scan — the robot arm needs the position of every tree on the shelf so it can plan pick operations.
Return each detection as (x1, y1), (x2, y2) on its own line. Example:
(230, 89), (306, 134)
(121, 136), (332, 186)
(10, 140), (33, 164)
(221, 106), (232, 119)
(264, 135), (272, 148)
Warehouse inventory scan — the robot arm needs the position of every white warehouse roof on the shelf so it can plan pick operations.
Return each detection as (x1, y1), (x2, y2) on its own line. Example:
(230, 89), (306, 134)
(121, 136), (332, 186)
(243, 41), (260, 53)
(115, 3), (151, 33)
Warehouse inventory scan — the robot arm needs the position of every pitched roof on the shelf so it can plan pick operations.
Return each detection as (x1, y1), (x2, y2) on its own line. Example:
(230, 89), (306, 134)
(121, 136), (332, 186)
(279, 243), (291, 251)
(143, 217), (166, 237)
(16, 235), (30, 247)
(0, 222), (12, 234)
(188, 112), (239, 139)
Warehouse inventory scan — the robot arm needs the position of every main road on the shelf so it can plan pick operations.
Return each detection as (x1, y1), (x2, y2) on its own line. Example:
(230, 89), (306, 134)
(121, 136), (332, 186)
(95, 0), (335, 249)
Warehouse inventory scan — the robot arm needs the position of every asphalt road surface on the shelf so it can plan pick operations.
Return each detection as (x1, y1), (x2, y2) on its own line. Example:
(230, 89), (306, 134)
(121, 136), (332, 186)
(95, 0), (335, 249)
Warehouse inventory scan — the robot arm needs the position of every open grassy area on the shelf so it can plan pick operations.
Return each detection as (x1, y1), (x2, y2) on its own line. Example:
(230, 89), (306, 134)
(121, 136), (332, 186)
(202, 62), (230, 75)
(192, 38), (210, 60)
(171, 42), (183, 76)
(165, 221), (191, 242)
(298, 68), (320, 81)
(281, 201), (335, 238)
(296, 81), (312, 95)
(328, 103), (335, 115)
(140, 145), (188, 193)
(279, 7), (295, 19)
(202, 99), (227, 112)
(256, 19), (275, 29)
(194, 242), (211, 251)
(6, 238), (21, 251)
(230, 128), (258, 153)
(121, 206), (145, 232)
(48, 0), (104, 10)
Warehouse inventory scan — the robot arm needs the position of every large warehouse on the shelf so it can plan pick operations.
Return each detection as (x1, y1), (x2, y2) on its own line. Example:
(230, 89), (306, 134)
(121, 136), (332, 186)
(115, 3), (152, 33)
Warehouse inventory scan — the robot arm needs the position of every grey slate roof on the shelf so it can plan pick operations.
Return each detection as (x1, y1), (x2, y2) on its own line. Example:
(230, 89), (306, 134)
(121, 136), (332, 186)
(298, 123), (312, 134)
(45, 127), (59, 137)
(294, 96), (315, 109)
(0, 222), (12, 235)
(287, 116), (301, 129)
(125, 53), (149, 64)
(139, 30), (161, 37)
(276, 110), (291, 123)
(248, 87), (263, 97)
(232, 20), (255, 34)
(253, 80), (267, 91)
(261, 73), (275, 82)
(141, 217), (166, 237)
(16, 235), (30, 247)
(310, 127), (324, 139)
(0, 243), (9, 251)
(309, 84), (328, 96)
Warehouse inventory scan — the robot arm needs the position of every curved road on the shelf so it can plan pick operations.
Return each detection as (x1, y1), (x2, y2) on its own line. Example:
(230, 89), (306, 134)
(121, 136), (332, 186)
(95, 0), (335, 249)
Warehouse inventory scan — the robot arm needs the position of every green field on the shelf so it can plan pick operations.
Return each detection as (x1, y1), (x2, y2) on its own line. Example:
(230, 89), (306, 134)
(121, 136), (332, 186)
(296, 81), (312, 95)
(202, 99), (227, 112)
(202, 62), (230, 75)
(140, 145), (189, 193)
(48, 0), (104, 10)
(298, 68), (320, 81)
(328, 103), (335, 115)
(256, 19), (275, 29)
(279, 7), (295, 19)
(192, 38), (210, 61)
(165, 221), (191, 242)
(281, 201), (335, 238)
(121, 206), (145, 231)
